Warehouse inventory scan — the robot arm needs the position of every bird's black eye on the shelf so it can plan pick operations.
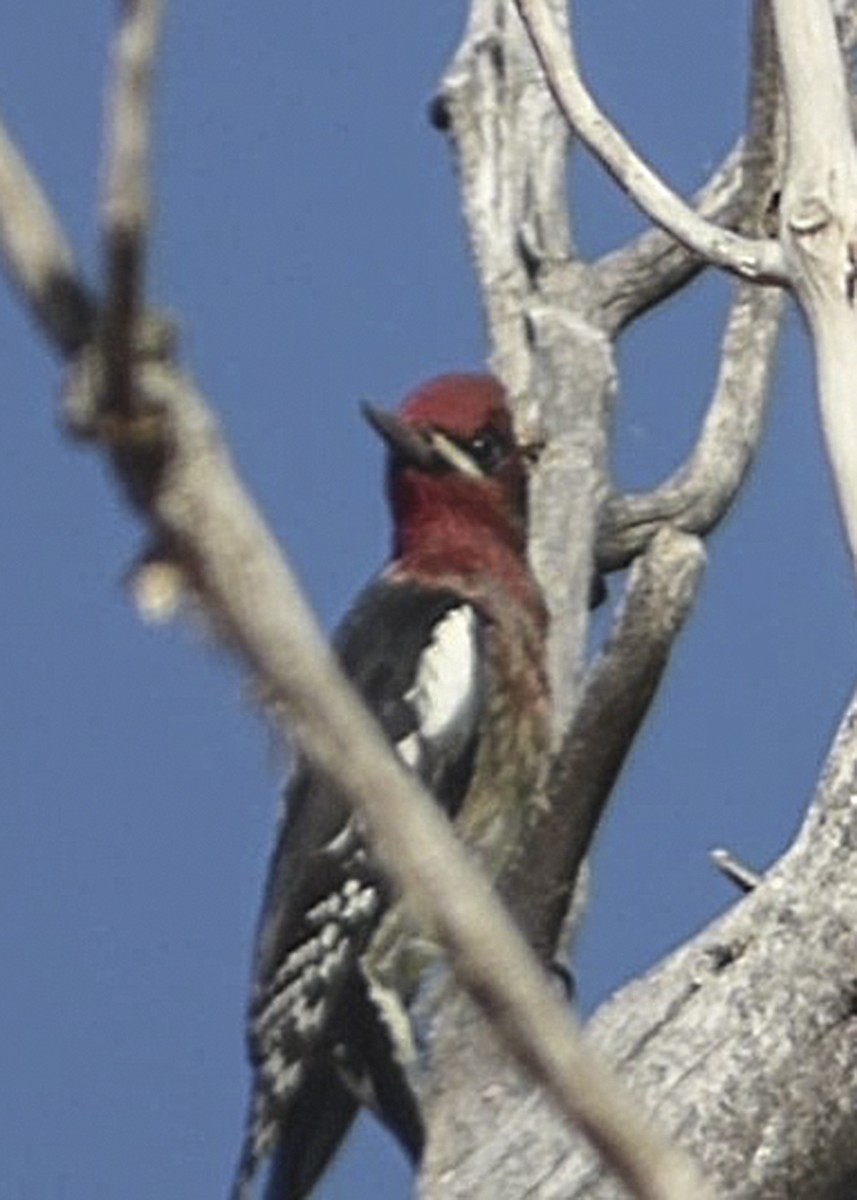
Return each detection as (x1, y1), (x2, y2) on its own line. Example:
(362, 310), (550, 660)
(465, 426), (513, 473)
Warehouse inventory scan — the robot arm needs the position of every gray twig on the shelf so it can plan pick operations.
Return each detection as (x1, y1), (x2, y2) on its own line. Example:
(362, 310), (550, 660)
(510, 528), (706, 955)
(0, 119), (95, 353)
(711, 848), (763, 893)
(101, 0), (163, 413)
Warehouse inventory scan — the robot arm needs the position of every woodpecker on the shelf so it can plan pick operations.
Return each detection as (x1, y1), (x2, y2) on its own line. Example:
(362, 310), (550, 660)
(233, 374), (550, 1199)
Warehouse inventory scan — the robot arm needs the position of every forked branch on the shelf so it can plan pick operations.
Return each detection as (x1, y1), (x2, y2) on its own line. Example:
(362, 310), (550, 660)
(513, 0), (787, 283)
(598, 283), (783, 569)
(595, 0), (785, 331)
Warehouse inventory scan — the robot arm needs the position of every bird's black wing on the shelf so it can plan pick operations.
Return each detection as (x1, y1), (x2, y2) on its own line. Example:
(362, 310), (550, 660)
(234, 578), (486, 1199)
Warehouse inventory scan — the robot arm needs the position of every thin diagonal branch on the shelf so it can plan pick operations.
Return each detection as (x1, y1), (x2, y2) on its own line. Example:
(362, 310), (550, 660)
(598, 1), (785, 570)
(593, 147), (746, 335)
(0, 119), (96, 353)
(598, 282), (783, 571)
(595, 0), (785, 333)
(710, 847), (763, 893)
(101, 0), (163, 413)
(510, 527), (706, 956)
(513, 0), (787, 284)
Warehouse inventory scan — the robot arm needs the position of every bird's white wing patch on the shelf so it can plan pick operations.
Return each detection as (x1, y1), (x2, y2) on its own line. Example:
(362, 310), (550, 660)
(407, 605), (479, 746)
(395, 732), (422, 769)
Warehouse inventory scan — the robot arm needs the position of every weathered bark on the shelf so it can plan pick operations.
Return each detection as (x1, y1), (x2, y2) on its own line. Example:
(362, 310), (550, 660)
(420, 686), (857, 1198)
(436, 0), (612, 729)
(418, 1), (857, 1196)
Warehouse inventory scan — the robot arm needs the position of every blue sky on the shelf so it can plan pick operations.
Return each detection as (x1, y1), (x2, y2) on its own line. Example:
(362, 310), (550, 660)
(0, 4), (853, 1198)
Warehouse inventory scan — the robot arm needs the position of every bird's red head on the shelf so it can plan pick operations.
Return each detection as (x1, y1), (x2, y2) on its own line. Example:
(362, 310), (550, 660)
(363, 374), (536, 601)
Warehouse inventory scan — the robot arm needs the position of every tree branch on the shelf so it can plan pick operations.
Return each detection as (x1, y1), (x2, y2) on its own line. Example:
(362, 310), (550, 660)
(771, 0), (857, 585)
(436, 0), (611, 728)
(0, 119), (95, 353)
(598, 282), (783, 570)
(513, 0), (787, 283)
(420, 673), (857, 1198)
(599, 0), (785, 570)
(101, 0), (163, 414)
(510, 528), (706, 956)
(422, 2), (857, 1194)
(595, 0), (785, 333)
(421, 5), (849, 1193)
(592, 147), (746, 335)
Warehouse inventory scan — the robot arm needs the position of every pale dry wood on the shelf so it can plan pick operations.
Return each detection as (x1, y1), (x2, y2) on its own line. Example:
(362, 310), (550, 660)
(595, 0), (785, 332)
(424, 6), (718, 1194)
(772, 0), (857, 583)
(507, 527), (706, 956)
(598, 284), (783, 570)
(436, 0), (609, 729)
(710, 848), (763, 894)
(425, 680), (857, 1199)
(513, 0), (787, 283)
(421, 2), (857, 1196)
(593, 147), (746, 335)
(101, 0), (163, 414)
(599, 0), (785, 568)
(0, 119), (95, 352)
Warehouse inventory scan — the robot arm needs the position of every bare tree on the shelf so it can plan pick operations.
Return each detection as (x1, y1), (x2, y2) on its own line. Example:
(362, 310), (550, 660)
(2, 2), (857, 1198)
(419, 2), (857, 1196)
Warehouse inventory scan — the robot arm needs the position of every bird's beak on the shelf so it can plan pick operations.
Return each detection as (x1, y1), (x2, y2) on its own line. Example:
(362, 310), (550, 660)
(361, 403), (438, 470)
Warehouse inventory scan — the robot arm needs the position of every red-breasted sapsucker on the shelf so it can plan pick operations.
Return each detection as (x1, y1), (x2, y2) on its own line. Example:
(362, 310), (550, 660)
(233, 374), (550, 1199)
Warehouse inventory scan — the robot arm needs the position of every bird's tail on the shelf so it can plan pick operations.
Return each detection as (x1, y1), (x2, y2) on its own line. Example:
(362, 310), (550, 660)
(231, 1065), (359, 1200)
